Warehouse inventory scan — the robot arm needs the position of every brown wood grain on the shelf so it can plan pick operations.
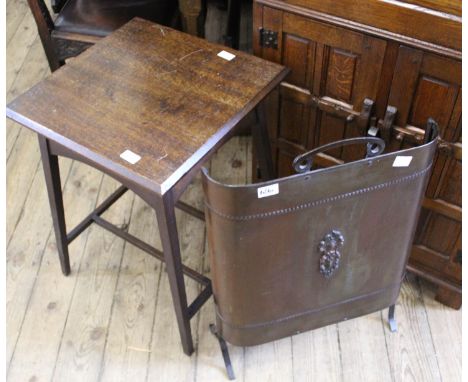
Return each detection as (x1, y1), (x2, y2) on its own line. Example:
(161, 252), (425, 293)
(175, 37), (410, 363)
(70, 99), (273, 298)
(254, 0), (461, 307)
(403, 0), (461, 16)
(384, 46), (461, 290)
(387, 46), (423, 127)
(262, 12), (387, 165)
(326, 49), (356, 103)
(7, 18), (288, 196)
(6, 4), (462, 377)
(282, 34), (310, 88)
(264, 0), (461, 52)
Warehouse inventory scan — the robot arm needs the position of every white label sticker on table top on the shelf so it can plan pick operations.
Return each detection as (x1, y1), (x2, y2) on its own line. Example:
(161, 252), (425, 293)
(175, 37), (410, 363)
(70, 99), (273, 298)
(217, 50), (236, 61)
(257, 183), (279, 199)
(392, 156), (413, 167)
(120, 149), (141, 164)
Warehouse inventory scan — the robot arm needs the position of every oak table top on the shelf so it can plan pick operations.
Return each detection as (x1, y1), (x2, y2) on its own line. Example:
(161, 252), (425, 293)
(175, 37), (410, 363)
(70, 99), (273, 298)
(7, 17), (288, 195)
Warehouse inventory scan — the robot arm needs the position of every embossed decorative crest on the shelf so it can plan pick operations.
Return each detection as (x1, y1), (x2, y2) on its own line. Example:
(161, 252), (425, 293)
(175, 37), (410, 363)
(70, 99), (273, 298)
(319, 230), (344, 278)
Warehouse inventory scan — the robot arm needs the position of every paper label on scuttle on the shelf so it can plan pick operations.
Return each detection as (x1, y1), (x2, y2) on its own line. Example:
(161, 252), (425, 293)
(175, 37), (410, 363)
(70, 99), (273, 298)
(392, 156), (413, 167)
(257, 183), (279, 199)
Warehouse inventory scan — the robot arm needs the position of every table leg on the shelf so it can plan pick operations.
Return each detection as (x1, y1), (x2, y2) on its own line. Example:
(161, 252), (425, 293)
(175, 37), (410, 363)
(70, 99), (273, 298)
(38, 136), (70, 275)
(154, 190), (194, 355)
(253, 102), (275, 180)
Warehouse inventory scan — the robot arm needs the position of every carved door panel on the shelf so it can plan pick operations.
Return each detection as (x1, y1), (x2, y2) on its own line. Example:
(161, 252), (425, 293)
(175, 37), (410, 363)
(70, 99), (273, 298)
(254, 7), (387, 177)
(385, 46), (462, 284)
(252, 1), (461, 308)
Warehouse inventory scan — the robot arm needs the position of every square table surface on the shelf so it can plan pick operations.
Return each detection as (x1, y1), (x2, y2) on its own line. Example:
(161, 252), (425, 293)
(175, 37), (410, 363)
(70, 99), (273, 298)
(7, 18), (288, 195)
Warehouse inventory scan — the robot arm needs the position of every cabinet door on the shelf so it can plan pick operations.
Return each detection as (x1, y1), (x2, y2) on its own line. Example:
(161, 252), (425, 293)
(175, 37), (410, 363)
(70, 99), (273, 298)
(386, 46), (462, 283)
(255, 8), (387, 176)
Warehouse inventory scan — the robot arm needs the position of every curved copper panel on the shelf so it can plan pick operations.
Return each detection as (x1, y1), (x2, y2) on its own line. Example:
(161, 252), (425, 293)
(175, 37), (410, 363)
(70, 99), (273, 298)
(202, 135), (438, 346)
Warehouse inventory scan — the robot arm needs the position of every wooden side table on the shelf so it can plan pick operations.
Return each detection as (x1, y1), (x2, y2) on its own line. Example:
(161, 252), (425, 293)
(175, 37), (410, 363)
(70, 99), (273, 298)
(7, 18), (288, 356)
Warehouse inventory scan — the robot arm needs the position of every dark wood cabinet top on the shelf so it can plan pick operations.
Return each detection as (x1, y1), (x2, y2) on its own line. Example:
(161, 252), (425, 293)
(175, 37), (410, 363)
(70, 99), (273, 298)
(7, 18), (288, 195)
(403, 0), (461, 16)
(263, 0), (461, 54)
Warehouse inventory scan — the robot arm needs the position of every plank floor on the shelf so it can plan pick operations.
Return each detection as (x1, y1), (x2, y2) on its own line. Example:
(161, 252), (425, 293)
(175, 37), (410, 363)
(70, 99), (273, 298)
(6, 1), (461, 381)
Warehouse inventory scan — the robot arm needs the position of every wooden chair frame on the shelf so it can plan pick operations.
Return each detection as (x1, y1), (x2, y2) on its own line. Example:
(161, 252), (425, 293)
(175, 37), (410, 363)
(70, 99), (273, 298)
(28, 0), (98, 72)
(28, 0), (208, 72)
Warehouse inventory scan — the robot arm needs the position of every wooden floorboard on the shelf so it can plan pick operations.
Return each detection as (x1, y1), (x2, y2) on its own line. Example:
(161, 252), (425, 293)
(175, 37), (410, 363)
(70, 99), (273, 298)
(6, 157), (73, 372)
(6, 0), (31, 47)
(99, 194), (161, 382)
(420, 279), (462, 382)
(383, 275), (442, 381)
(6, 36), (50, 245)
(6, 36), (49, 161)
(50, 177), (131, 382)
(338, 311), (393, 382)
(6, 1), (461, 381)
(291, 323), (342, 382)
(6, 2), (40, 93)
(7, 162), (103, 380)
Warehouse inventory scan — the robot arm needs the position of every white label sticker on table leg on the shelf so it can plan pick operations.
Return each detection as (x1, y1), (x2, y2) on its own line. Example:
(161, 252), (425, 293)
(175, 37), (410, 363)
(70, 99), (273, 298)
(120, 149), (141, 164)
(392, 156), (413, 167)
(217, 50), (236, 61)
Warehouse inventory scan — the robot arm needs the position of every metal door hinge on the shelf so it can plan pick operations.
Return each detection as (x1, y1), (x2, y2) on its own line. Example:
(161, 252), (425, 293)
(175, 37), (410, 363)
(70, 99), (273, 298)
(259, 28), (278, 49)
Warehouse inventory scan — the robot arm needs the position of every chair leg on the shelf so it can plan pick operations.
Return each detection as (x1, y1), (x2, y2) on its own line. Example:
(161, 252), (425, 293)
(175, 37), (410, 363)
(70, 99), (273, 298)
(388, 304), (397, 332)
(210, 324), (235, 380)
(38, 136), (71, 275)
(27, 0), (62, 72)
